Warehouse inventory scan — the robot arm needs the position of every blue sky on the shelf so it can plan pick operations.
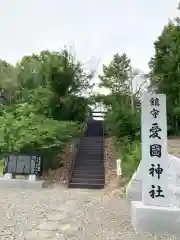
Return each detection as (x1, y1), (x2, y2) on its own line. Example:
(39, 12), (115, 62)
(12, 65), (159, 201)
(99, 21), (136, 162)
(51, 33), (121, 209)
(0, 0), (179, 93)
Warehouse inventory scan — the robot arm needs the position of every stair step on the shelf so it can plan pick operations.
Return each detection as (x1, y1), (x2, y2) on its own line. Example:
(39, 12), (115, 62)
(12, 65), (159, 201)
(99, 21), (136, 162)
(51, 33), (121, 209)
(69, 182), (104, 189)
(75, 160), (104, 163)
(79, 149), (103, 151)
(77, 153), (104, 155)
(78, 149), (103, 152)
(75, 163), (104, 166)
(75, 165), (104, 169)
(80, 146), (104, 148)
(74, 170), (104, 174)
(81, 142), (103, 143)
(76, 158), (104, 161)
(81, 143), (103, 145)
(76, 154), (104, 161)
(76, 158), (103, 160)
(79, 150), (103, 153)
(77, 157), (104, 161)
(80, 142), (103, 145)
(75, 162), (104, 168)
(69, 123), (105, 189)
(71, 178), (104, 184)
(77, 155), (103, 157)
(74, 167), (104, 170)
(76, 160), (104, 163)
(73, 172), (104, 176)
(82, 142), (103, 143)
(75, 161), (104, 164)
(73, 169), (104, 174)
(72, 173), (104, 179)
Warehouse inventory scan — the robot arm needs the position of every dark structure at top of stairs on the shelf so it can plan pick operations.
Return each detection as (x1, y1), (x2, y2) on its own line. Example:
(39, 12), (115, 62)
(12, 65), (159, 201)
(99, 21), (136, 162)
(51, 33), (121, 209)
(68, 119), (105, 189)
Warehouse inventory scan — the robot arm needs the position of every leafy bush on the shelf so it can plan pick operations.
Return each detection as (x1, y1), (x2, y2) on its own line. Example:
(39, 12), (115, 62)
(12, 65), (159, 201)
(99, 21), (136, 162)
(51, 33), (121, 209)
(118, 140), (141, 181)
(105, 103), (141, 181)
(0, 160), (3, 176)
(0, 108), (83, 170)
(102, 94), (141, 181)
(105, 102), (140, 141)
(0, 48), (94, 173)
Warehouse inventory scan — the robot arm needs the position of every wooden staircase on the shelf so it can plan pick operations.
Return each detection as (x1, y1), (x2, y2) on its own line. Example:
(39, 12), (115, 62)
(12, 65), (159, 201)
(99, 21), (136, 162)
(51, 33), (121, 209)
(68, 120), (105, 189)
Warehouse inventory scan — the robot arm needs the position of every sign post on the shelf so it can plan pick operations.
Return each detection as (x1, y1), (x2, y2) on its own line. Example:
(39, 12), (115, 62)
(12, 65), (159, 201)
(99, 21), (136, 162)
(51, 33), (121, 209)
(131, 92), (180, 235)
(141, 93), (169, 207)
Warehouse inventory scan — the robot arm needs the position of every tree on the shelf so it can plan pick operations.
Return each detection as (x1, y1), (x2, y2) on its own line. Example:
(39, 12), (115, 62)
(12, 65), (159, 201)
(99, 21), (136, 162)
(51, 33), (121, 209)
(97, 53), (141, 141)
(99, 53), (131, 94)
(149, 17), (180, 134)
(0, 60), (19, 103)
(0, 47), (91, 170)
(1, 48), (93, 122)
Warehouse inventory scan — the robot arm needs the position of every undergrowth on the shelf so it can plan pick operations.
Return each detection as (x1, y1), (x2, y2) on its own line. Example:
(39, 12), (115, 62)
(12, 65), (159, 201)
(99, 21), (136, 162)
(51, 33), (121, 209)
(114, 137), (141, 183)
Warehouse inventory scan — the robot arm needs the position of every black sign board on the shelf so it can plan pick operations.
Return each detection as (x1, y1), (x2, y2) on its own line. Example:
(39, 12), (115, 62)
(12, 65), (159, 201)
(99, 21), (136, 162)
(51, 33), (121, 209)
(3, 154), (42, 176)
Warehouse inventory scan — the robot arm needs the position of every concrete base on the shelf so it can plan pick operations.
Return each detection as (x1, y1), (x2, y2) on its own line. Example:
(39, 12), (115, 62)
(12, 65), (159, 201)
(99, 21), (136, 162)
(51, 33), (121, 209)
(28, 174), (37, 181)
(126, 179), (142, 201)
(0, 178), (48, 189)
(131, 201), (180, 235)
(4, 173), (13, 179)
(168, 184), (180, 208)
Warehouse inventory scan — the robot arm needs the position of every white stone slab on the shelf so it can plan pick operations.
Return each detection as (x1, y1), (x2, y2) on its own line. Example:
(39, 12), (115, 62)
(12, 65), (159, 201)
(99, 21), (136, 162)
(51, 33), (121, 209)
(0, 178), (47, 189)
(131, 201), (180, 235)
(126, 179), (142, 201)
(168, 154), (180, 186)
(4, 173), (13, 179)
(168, 184), (180, 208)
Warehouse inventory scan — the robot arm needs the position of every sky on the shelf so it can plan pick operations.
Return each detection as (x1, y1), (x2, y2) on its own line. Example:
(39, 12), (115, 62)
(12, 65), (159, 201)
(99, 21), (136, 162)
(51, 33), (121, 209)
(0, 0), (179, 94)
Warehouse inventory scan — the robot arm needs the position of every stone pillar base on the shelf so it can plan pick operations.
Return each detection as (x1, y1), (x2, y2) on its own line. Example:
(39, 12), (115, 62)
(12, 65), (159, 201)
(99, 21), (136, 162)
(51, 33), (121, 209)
(126, 180), (142, 201)
(4, 173), (13, 179)
(131, 201), (180, 235)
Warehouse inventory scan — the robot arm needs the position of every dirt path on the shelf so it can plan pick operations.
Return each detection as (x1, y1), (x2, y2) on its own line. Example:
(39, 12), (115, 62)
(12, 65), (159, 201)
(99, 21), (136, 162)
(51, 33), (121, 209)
(0, 185), (178, 240)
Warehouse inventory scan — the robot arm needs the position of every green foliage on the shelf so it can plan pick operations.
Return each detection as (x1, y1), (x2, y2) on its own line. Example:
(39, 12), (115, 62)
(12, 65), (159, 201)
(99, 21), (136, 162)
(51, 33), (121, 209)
(0, 111), (78, 153)
(50, 95), (89, 122)
(0, 160), (3, 176)
(0, 47), (91, 171)
(99, 53), (131, 94)
(105, 100), (140, 141)
(98, 52), (142, 180)
(0, 105), (83, 169)
(149, 17), (180, 134)
(105, 99), (141, 181)
(118, 140), (141, 181)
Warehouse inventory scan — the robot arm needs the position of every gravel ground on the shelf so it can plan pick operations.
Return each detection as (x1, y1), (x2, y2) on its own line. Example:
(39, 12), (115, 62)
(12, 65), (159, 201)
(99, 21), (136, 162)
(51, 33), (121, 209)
(168, 138), (180, 158)
(0, 138), (180, 239)
(0, 185), (179, 240)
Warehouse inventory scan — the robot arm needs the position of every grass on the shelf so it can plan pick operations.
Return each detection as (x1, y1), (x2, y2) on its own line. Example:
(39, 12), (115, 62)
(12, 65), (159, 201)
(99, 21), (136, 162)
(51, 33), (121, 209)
(115, 138), (141, 184)
(0, 160), (4, 176)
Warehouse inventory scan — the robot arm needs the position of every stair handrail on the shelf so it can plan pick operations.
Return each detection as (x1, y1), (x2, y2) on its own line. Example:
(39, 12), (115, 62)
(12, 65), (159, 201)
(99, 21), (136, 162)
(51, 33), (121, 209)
(68, 123), (88, 187)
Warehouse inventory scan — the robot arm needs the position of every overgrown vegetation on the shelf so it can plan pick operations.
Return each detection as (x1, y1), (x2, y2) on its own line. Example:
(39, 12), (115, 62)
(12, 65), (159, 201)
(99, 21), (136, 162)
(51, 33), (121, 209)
(149, 14), (180, 135)
(0, 48), (93, 170)
(1, 2), (180, 179)
(95, 4), (180, 181)
(95, 53), (142, 181)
